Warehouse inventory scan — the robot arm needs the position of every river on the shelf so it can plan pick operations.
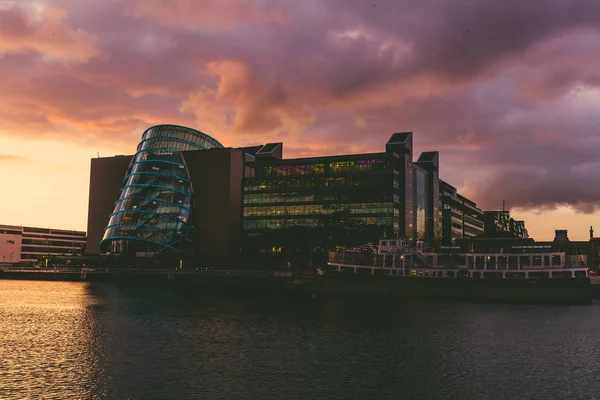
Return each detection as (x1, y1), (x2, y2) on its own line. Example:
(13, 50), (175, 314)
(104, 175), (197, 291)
(1, 280), (599, 399)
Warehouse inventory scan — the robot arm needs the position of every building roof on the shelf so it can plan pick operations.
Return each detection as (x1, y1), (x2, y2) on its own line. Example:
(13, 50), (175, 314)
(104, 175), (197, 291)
(386, 132), (412, 144)
(417, 151), (438, 163)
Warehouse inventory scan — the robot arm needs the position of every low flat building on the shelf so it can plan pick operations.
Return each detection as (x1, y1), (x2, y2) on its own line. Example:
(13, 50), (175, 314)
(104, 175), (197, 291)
(0, 225), (86, 265)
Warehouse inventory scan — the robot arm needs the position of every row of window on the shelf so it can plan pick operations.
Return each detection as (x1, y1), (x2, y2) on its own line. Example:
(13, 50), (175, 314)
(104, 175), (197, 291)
(104, 228), (189, 245)
(243, 190), (395, 205)
(22, 239), (85, 247)
(244, 176), (393, 192)
(243, 216), (395, 230)
(142, 126), (221, 150)
(107, 210), (189, 228)
(259, 159), (389, 177)
(20, 247), (82, 254)
(243, 203), (395, 218)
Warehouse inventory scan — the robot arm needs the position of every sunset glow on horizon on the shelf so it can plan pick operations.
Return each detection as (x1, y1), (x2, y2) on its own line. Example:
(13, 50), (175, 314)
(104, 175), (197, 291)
(1, 0), (600, 240)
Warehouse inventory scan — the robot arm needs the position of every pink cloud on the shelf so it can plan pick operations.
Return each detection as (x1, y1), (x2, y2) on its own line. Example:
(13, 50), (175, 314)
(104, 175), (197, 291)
(180, 60), (315, 145)
(128, 0), (291, 32)
(0, 4), (98, 63)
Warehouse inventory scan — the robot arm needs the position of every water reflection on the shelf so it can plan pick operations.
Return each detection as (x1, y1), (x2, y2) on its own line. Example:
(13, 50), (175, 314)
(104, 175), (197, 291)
(2, 281), (600, 399)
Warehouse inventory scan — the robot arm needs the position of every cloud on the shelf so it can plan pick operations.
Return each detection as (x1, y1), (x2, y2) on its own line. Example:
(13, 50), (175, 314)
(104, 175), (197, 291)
(0, 154), (31, 163)
(2, 0), (600, 220)
(0, 4), (98, 63)
(180, 60), (315, 145)
(128, 0), (291, 32)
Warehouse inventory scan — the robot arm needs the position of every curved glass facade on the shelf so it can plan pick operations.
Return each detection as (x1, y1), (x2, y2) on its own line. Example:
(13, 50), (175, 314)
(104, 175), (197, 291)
(100, 125), (223, 256)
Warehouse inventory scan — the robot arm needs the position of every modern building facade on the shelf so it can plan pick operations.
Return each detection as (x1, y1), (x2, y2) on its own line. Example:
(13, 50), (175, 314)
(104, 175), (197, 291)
(87, 124), (255, 267)
(242, 133), (442, 249)
(0, 224), (86, 265)
(87, 126), (535, 269)
(439, 180), (485, 244)
(99, 125), (224, 257)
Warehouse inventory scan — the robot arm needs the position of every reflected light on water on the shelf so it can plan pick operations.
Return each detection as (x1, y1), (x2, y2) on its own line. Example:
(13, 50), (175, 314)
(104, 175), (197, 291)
(0, 281), (106, 399)
(2, 280), (600, 400)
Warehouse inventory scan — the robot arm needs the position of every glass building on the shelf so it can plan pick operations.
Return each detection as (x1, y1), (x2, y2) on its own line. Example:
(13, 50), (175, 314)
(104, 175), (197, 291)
(242, 133), (443, 260)
(100, 125), (223, 256)
(244, 155), (397, 234)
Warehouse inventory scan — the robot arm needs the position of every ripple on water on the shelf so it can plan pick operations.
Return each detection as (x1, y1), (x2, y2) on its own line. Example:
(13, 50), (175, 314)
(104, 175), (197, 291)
(1, 281), (600, 400)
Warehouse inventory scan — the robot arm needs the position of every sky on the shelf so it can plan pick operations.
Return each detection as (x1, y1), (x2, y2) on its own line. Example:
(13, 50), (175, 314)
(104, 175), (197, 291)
(0, 0), (599, 240)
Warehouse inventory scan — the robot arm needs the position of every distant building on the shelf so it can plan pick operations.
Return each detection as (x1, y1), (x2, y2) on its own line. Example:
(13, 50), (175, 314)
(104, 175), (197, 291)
(0, 225), (86, 265)
(483, 211), (529, 239)
(439, 180), (484, 244)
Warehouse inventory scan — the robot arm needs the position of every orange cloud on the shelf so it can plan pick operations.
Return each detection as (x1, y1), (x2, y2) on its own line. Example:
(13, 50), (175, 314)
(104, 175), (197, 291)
(130, 0), (291, 32)
(0, 4), (98, 63)
(0, 154), (31, 163)
(180, 60), (315, 145)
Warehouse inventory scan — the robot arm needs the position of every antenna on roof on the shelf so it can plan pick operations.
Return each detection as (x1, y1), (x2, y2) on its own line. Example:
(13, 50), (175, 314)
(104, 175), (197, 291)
(97, 152), (100, 158)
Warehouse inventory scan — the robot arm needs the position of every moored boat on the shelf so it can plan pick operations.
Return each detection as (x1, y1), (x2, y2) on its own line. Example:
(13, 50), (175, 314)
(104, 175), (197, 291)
(314, 239), (592, 303)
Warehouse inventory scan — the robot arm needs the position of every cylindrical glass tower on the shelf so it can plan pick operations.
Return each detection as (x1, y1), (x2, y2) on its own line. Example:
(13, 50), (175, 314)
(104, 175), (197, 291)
(100, 125), (223, 256)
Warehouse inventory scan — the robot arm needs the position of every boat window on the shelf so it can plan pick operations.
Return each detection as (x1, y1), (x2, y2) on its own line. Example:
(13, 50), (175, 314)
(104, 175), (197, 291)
(498, 256), (507, 270)
(390, 241), (396, 246)
(508, 256), (518, 269)
(437, 271), (443, 277)
(544, 256), (550, 266)
(447, 271), (455, 278)
(552, 271), (571, 279)
(520, 256), (531, 267)
(475, 256), (485, 270)
(552, 255), (561, 265)
(533, 256), (542, 266)
(381, 240), (388, 246)
(575, 270), (588, 278)
(472, 272), (481, 278)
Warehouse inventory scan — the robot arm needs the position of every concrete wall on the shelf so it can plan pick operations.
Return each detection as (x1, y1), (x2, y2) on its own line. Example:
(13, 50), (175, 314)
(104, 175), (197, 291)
(182, 148), (244, 266)
(0, 233), (22, 263)
(86, 155), (133, 254)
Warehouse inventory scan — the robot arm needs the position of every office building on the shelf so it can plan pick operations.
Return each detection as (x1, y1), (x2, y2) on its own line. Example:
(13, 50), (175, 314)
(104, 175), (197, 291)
(86, 125), (526, 269)
(0, 225), (86, 265)
(243, 133), (442, 247)
(439, 180), (485, 244)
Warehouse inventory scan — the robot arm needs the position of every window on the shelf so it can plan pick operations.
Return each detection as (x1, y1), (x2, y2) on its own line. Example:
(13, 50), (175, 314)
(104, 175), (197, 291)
(552, 255), (561, 266)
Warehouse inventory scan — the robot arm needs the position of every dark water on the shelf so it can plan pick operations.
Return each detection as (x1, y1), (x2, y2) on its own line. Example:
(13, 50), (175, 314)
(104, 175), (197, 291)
(1, 281), (600, 400)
